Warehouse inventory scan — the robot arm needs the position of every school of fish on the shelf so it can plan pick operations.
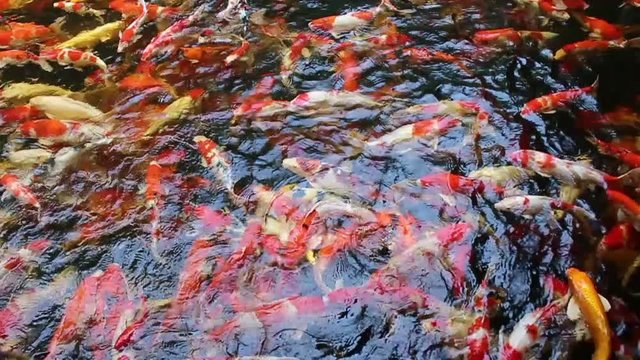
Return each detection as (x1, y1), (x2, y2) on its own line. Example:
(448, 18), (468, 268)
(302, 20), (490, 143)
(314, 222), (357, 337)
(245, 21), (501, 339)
(0, 0), (638, 358)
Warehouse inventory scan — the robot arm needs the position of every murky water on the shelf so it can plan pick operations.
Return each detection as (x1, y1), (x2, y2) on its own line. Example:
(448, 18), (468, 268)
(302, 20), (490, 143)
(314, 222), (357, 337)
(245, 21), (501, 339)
(0, 0), (640, 359)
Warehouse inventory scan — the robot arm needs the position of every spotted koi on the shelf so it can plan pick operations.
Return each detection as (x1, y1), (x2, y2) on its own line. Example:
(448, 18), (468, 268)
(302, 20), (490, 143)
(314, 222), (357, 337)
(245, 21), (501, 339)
(39, 48), (107, 71)
(0, 173), (40, 209)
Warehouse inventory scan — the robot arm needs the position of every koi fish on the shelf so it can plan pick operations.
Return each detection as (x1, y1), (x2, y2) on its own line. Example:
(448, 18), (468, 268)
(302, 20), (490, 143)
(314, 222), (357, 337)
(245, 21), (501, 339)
(308, 0), (401, 36)
(45, 264), (129, 360)
(520, 78), (597, 116)
(55, 21), (124, 49)
(53, 1), (104, 17)
(280, 32), (333, 85)
(573, 14), (623, 40)
(0, 173), (40, 210)
(232, 98), (289, 121)
(0, 105), (42, 125)
(223, 40), (250, 66)
(1, 83), (72, 104)
(509, 150), (609, 187)
(0, 50), (52, 71)
(20, 119), (107, 144)
(29, 96), (104, 120)
(335, 46), (361, 91)
(403, 47), (473, 75)
(0, 0), (36, 12)
(468, 166), (534, 187)
(542, 0), (588, 10)
(417, 171), (506, 198)
(7, 148), (53, 167)
(117, 0), (148, 53)
(0, 268), (78, 352)
(367, 116), (461, 147)
(554, 39), (625, 60)
(0, 238), (50, 281)
(109, 0), (178, 20)
(472, 28), (558, 47)
(495, 195), (593, 220)
(391, 100), (489, 127)
(194, 135), (234, 192)
(501, 298), (566, 360)
(566, 268), (612, 360)
(288, 90), (381, 113)
(601, 222), (640, 251)
(141, 5), (204, 61)
(39, 48), (107, 71)
(0, 22), (52, 48)
(85, 69), (108, 87)
(144, 91), (202, 136)
(592, 138), (640, 169)
(607, 190), (640, 227)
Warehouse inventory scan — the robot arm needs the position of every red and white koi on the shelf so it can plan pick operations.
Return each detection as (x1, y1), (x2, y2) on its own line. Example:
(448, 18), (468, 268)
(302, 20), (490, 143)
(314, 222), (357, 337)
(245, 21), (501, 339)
(501, 298), (566, 360)
(0, 50), (52, 71)
(0, 173), (40, 210)
(194, 135), (234, 192)
(509, 150), (609, 187)
(53, 1), (104, 17)
(391, 100), (489, 127)
(20, 119), (107, 145)
(141, 5), (204, 61)
(417, 171), (506, 199)
(367, 116), (461, 147)
(495, 195), (593, 220)
(117, 0), (147, 53)
(600, 222), (640, 250)
(223, 39), (250, 66)
(280, 33), (333, 84)
(520, 79), (597, 116)
(542, 0), (588, 10)
(39, 48), (107, 71)
(0, 238), (50, 280)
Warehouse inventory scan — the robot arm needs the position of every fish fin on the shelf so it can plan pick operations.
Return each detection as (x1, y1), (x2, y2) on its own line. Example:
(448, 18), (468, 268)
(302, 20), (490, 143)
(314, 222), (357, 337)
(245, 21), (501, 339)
(542, 110), (557, 114)
(37, 60), (53, 72)
(566, 296), (581, 320)
(599, 294), (611, 312)
(589, 75), (599, 94)
(613, 167), (640, 187)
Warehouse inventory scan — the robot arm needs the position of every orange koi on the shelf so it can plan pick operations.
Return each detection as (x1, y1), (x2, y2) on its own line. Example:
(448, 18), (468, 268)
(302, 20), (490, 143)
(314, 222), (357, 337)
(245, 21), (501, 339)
(554, 39), (625, 60)
(39, 48), (107, 70)
(109, 0), (177, 19)
(520, 78), (597, 116)
(335, 46), (360, 91)
(118, 73), (166, 91)
(403, 47), (472, 74)
(607, 190), (640, 226)
(574, 14), (623, 40)
(0, 104), (42, 125)
(181, 45), (232, 62)
(0, 49), (52, 71)
(473, 28), (558, 46)
(0, 22), (52, 48)
(542, 0), (588, 10)
(309, 10), (377, 35)
(566, 268), (612, 360)
(0, 173), (40, 210)
(593, 138), (640, 168)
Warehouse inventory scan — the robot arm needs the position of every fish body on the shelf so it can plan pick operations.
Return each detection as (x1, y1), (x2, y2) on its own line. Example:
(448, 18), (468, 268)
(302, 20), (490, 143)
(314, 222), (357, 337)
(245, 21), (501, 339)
(473, 28), (557, 46)
(40, 48), (108, 70)
(117, 0), (148, 52)
(1, 83), (71, 104)
(55, 21), (124, 49)
(7, 148), (53, 166)
(144, 93), (199, 136)
(224, 40), (250, 66)
(0, 173), (39, 209)
(574, 14), (623, 40)
(194, 135), (234, 192)
(521, 81), (596, 116)
(495, 195), (592, 220)
(509, 150), (608, 187)
(0, 105), (42, 125)
(53, 1), (104, 16)
(0, 22), (52, 48)
(288, 91), (381, 113)
(566, 268), (612, 360)
(367, 116), (461, 147)
(141, 6), (204, 61)
(29, 96), (104, 120)
(554, 39), (625, 60)
(501, 299), (565, 360)
(20, 119), (106, 144)
(601, 222), (639, 251)
(417, 172), (505, 198)
(593, 138), (640, 168)
(309, 10), (377, 35)
(0, 50), (52, 71)
(468, 166), (533, 187)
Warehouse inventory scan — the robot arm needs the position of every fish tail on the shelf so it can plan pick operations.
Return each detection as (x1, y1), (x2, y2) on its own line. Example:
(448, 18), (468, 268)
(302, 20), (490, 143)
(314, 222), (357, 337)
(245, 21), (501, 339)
(588, 75), (599, 94)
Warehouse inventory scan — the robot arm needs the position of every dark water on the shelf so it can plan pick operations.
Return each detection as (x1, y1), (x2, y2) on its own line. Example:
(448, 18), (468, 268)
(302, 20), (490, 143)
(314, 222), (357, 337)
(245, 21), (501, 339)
(1, 0), (640, 359)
